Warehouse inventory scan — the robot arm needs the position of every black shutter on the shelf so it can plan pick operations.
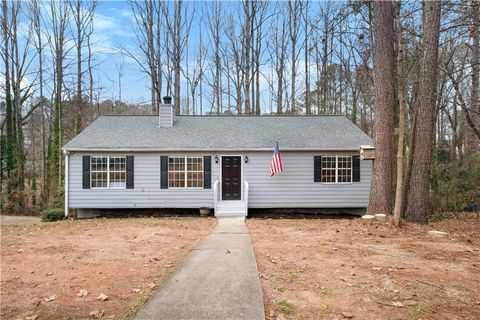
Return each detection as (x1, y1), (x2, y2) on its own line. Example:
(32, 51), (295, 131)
(126, 156), (134, 189)
(82, 156), (90, 189)
(352, 155), (360, 182)
(160, 156), (168, 189)
(314, 156), (322, 182)
(203, 156), (211, 189)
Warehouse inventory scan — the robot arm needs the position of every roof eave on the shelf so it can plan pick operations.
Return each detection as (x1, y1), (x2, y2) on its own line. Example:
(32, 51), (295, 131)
(62, 147), (364, 153)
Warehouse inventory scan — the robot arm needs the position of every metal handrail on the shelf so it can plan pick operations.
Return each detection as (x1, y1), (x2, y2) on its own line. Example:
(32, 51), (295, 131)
(213, 180), (220, 214)
(243, 180), (249, 210)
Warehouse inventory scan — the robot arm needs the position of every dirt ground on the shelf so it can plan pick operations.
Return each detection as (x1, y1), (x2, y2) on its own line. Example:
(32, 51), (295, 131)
(247, 217), (480, 320)
(1, 217), (215, 320)
(1, 215), (41, 225)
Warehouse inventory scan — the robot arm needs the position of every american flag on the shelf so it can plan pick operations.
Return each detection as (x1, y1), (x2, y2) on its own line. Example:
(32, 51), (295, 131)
(269, 141), (283, 176)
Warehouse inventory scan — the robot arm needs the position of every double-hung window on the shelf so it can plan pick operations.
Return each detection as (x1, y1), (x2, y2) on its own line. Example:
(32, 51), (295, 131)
(91, 156), (126, 189)
(321, 155), (352, 183)
(168, 156), (204, 188)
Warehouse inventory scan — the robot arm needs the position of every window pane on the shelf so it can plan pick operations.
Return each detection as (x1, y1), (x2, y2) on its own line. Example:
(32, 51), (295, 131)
(337, 156), (352, 183)
(169, 157), (186, 188)
(321, 156), (336, 183)
(187, 157), (203, 188)
(91, 156), (108, 188)
(109, 157), (126, 188)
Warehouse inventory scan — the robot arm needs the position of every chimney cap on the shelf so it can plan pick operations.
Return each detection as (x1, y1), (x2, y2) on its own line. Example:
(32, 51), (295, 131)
(163, 96), (172, 104)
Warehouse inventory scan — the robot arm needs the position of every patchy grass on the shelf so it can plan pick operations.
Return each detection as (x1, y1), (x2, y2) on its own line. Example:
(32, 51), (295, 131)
(248, 217), (480, 320)
(276, 300), (296, 315)
(407, 303), (430, 320)
(1, 217), (215, 320)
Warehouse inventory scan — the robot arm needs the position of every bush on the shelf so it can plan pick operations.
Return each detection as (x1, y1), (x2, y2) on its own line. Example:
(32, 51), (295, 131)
(41, 208), (65, 222)
(431, 150), (480, 213)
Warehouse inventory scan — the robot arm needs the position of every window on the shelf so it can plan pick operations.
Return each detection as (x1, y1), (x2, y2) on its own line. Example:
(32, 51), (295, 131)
(321, 155), (352, 183)
(91, 156), (108, 188)
(187, 157), (204, 187)
(109, 157), (126, 188)
(337, 156), (352, 183)
(169, 157), (186, 188)
(168, 156), (204, 188)
(91, 156), (126, 188)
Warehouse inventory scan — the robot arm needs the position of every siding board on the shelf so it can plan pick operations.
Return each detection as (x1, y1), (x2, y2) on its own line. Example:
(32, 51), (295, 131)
(68, 151), (372, 209)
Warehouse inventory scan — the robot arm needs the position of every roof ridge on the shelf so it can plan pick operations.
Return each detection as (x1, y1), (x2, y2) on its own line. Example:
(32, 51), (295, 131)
(98, 114), (346, 117)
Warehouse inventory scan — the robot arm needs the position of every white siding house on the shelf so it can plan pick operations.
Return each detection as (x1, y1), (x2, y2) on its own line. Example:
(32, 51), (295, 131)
(63, 99), (373, 217)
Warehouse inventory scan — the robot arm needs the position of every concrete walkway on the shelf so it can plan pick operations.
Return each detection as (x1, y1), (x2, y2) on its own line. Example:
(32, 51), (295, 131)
(135, 217), (265, 320)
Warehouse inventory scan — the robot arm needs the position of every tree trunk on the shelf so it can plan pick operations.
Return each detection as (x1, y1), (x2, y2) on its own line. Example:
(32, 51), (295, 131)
(405, 1), (441, 223)
(368, 1), (396, 216)
(304, 4), (310, 114)
(394, 3), (406, 226)
(467, 0), (480, 151)
(244, 0), (251, 114)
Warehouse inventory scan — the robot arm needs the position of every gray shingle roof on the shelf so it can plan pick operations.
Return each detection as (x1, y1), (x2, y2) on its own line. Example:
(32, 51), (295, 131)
(63, 115), (372, 151)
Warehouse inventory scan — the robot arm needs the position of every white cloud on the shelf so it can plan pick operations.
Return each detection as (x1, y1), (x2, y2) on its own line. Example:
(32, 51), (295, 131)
(93, 12), (134, 38)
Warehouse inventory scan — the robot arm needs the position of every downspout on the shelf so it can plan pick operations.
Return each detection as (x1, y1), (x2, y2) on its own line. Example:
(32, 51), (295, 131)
(64, 150), (70, 218)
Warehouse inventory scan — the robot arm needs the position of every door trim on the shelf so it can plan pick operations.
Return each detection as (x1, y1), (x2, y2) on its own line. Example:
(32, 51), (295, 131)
(220, 155), (243, 201)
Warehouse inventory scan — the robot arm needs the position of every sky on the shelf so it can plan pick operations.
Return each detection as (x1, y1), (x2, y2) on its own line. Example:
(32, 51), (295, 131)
(3, 0), (360, 114)
(79, 0), (328, 110)
(92, 1), (150, 104)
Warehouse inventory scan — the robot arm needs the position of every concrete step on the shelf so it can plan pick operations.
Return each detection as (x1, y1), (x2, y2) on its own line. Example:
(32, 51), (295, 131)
(216, 200), (243, 207)
(215, 208), (247, 217)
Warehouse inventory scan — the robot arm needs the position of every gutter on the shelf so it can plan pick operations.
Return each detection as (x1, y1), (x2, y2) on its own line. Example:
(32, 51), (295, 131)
(62, 147), (365, 153)
(63, 150), (70, 218)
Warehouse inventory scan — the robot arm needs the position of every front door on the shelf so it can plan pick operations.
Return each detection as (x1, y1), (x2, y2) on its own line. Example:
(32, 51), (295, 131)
(222, 156), (241, 200)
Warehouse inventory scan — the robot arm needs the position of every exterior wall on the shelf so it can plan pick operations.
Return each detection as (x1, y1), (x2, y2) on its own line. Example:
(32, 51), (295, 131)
(67, 151), (372, 209)
(159, 104), (173, 128)
(243, 151), (371, 208)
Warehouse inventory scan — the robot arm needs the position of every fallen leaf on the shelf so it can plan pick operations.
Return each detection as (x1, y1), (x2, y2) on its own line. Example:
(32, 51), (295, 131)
(90, 309), (105, 319)
(147, 282), (157, 289)
(276, 314), (286, 320)
(44, 294), (57, 302)
(96, 293), (109, 301)
(391, 301), (404, 308)
(403, 300), (418, 306)
(77, 289), (88, 297)
(268, 307), (275, 317)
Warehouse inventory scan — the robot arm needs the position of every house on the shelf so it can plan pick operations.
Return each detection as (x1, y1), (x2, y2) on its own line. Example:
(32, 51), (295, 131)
(62, 97), (373, 218)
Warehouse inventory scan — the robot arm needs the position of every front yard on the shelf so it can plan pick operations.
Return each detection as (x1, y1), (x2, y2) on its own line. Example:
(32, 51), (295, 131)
(248, 217), (480, 320)
(1, 217), (215, 320)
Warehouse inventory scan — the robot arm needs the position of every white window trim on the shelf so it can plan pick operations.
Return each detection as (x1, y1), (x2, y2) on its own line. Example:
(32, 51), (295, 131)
(320, 155), (353, 185)
(90, 155), (127, 189)
(168, 155), (204, 189)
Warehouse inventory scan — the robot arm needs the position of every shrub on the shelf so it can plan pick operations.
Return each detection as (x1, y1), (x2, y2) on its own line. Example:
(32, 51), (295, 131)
(431, 150), (480, 213)
(41, 208), (65, 222)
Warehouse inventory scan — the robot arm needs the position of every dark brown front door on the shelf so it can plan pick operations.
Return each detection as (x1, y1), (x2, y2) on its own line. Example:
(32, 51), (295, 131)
(222, 156), (241, 200)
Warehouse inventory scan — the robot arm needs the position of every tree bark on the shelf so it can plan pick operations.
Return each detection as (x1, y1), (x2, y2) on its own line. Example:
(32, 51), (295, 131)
(405, 1), (441, 223)
(394, 2), (406, 226)
(467, 0), (480, 151)
(244, 0), (251, 114)
(368, 1), (396, 216)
